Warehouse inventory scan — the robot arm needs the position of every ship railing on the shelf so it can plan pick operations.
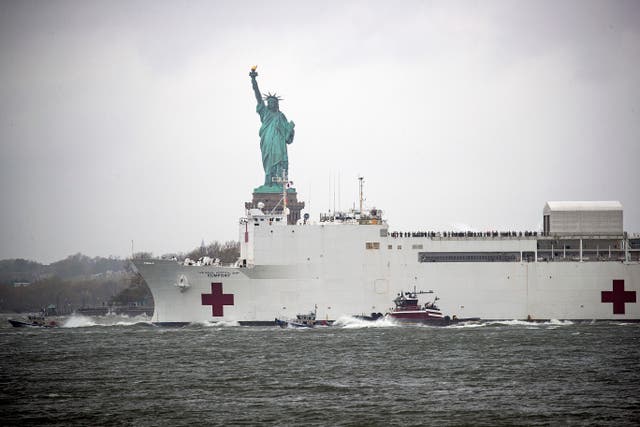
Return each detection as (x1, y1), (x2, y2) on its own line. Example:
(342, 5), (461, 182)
(387, 231), (637, 241)
(535, 249), (628, 262)
(177, 257), (240, 267)
(389, 231), (540, 239)
(319, 209), (385, 224)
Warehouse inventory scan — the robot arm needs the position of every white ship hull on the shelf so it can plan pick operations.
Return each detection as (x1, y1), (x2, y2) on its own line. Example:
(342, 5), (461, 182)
(133, 221), (640, 324)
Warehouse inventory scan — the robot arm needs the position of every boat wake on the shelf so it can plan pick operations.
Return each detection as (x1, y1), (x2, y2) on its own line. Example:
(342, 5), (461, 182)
(62, 315), (97, 328)
(486, 319), (575, 328)
(444, 321), (487, 329)
(332, 315), (399, 329)
(62, 313), (153, 328)
(194, 320), (241, 328)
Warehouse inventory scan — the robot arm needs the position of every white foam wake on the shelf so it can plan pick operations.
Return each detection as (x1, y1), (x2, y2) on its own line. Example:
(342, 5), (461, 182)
(62, 314), (97, 328)
(196, 320), (241, 327)
(446, 321), (486, 329)
(332, 315), (399, 329)
(487, 319), (574, 327)
(61, 313), (152, 328)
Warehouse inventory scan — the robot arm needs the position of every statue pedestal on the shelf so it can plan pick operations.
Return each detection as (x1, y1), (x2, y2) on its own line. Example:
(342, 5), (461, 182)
(245, 191), (305, 225)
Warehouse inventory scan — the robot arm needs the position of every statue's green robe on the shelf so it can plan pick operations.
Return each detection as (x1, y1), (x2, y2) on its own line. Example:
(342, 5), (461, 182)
(257, 102), (294, 185)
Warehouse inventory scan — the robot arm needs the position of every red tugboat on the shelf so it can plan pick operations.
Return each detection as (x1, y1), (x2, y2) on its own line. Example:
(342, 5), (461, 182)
(387, 288), (479, 325)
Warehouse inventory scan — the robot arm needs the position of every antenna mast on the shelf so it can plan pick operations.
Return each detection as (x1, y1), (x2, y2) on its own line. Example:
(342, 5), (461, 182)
(358, 176), (364, 215)
(282, 170), (287, 220)
(271, 170), (289, 222)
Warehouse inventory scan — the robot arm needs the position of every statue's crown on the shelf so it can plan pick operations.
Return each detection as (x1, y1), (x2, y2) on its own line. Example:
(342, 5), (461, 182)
(263, 92), (283, 101)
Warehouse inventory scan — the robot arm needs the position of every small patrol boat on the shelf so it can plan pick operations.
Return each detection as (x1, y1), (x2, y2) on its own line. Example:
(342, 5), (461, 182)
(275, 305), (327, 328)
(8, 312), (59, 328)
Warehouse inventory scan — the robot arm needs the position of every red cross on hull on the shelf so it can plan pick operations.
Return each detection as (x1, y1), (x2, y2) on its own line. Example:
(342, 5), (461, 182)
(201, 282), (234, 317)
(601, 280), (636, 315)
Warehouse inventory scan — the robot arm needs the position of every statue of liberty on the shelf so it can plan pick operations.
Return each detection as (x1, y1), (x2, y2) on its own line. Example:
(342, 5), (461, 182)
(249, 66), (295, 192)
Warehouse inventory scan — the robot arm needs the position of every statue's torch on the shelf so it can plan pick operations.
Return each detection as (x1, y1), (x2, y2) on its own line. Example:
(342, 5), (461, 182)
(249, 65), (258, 78)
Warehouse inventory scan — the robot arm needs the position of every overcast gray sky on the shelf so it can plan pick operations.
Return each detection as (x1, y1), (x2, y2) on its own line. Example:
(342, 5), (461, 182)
(1, 0), (639, 263)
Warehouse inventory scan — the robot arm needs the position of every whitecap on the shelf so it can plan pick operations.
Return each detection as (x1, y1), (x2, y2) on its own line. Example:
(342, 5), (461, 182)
(62, 314), (97, 328)
(446, 322), (486, 329)
(332, 315), (399, 329)
(62, 313), (152, 327)
(487, 319), (533, 327)
(545, 319), (574, 326)
(198, 320), (240, 327)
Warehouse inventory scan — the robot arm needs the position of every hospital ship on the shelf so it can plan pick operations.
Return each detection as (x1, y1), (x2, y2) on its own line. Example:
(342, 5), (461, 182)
(133, 181), (639, 325)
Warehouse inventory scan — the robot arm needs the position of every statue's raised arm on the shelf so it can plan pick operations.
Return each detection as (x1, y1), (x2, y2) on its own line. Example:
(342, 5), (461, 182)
(249, 66), (263, 106)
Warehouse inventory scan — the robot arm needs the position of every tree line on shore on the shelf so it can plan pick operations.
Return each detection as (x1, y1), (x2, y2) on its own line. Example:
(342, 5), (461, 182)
(0, 240), (239, 314)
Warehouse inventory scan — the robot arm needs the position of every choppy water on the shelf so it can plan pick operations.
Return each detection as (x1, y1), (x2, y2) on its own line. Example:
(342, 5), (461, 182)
(1, 314), (639, 426)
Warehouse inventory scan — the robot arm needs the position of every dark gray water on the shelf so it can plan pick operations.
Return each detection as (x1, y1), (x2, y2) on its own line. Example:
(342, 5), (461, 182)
(1, 315), (639, 426)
